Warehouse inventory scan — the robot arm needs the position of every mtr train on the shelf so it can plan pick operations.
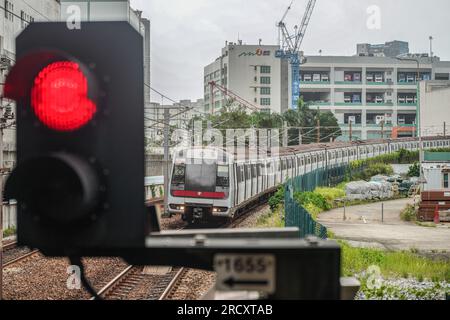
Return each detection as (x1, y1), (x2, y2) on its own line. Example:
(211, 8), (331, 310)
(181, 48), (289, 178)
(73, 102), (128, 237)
(168, 137), (450, 224)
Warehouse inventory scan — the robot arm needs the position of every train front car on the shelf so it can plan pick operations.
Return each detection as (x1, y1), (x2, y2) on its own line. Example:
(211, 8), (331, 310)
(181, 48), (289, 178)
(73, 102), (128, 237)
(168, 147), (233, 224)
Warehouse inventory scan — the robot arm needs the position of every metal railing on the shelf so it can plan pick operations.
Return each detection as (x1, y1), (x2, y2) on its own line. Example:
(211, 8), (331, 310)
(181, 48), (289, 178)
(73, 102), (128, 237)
(284, 165), (347, 239)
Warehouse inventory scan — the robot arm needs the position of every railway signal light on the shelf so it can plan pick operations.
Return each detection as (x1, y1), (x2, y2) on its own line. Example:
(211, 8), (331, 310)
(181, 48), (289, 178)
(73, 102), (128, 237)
(4, 22), (146, 255)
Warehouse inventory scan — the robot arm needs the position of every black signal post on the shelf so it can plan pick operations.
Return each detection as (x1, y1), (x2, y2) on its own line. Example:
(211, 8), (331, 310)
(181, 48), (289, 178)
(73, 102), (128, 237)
(4, 22), (146, 255)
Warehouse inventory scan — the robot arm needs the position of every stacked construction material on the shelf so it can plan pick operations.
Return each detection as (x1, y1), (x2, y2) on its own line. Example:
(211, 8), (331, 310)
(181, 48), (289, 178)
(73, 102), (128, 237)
(346, 180), (393, 201)
(419, 191), (450, 222)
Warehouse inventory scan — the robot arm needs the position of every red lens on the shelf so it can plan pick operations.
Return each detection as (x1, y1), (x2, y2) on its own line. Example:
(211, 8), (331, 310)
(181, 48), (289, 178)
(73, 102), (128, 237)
(31, 61), (96, 132)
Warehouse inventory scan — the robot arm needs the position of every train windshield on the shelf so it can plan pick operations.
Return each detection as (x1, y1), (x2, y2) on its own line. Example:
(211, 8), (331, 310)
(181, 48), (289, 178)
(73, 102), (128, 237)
(216, 165), (229, 187)
(185, 163), (217, 192)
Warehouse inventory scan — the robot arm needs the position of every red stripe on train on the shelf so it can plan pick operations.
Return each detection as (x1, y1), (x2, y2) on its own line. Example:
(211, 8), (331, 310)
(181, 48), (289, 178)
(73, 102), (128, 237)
(172, 190), (226, 199)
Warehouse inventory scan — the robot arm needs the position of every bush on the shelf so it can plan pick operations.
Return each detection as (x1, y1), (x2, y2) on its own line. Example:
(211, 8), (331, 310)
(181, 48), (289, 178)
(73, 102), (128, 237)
(294, 191), (331, 211)
(268, 186), (285, 211)
(400, 204), (417, 222)
(352, 163), (394, 181)
(315, 187), (345, 203)
(408, 162), (420, 177)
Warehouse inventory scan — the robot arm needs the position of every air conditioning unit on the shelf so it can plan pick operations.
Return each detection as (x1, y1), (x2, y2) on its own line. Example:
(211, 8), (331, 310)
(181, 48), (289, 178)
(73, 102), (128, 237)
(0, 55), (12, 70)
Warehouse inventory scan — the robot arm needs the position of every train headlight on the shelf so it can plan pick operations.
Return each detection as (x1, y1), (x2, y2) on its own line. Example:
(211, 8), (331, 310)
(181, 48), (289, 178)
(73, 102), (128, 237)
(213, 207), (228, 213)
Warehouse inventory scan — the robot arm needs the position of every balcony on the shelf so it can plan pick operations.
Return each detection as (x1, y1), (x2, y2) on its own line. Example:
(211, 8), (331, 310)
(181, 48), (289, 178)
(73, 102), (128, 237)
(366, 81), (390, 86)
(398, 102), (417, 107)
(335, 81), (362, 85)
(335, 102), (362, 106)
(366, 102), (394, 107)
(366, 123), (393, 128)
(307, 101), (331, 106)
(300, 81), (331, 85)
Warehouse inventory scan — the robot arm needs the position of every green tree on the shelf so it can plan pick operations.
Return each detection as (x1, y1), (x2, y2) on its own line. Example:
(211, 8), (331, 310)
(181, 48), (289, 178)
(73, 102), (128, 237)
(282, 98), (341, 145)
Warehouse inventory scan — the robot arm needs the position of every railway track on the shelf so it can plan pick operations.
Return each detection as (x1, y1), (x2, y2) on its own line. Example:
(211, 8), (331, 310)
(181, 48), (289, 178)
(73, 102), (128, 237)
(94, 265), (187, 300)
(2, 241), (40, 268)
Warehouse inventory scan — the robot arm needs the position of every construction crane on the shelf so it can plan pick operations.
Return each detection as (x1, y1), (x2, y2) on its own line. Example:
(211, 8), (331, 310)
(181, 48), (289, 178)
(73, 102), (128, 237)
(276, 0), (317, 110)
(209, 81), (261, 113)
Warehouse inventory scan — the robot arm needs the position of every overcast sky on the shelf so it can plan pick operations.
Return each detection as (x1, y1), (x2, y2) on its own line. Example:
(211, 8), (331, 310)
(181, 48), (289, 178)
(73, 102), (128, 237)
(130, 0), (450, 102)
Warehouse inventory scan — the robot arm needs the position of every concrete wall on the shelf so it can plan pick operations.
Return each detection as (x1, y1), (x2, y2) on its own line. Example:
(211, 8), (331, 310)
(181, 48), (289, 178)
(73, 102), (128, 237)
(419, 81), (450, 137)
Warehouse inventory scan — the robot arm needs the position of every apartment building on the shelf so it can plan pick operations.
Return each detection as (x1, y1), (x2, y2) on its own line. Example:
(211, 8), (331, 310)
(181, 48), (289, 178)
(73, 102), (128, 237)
(204, 42), (289, 114)
(300, 55), (450, 141)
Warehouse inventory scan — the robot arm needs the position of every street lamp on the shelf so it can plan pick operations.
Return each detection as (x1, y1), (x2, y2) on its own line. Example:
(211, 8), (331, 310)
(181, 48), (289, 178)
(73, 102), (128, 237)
(395, 55), (424, 190)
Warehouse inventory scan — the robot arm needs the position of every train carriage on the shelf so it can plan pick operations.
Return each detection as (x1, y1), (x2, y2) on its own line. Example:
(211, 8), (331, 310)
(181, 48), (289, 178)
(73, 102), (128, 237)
(167, 137), (450, 224)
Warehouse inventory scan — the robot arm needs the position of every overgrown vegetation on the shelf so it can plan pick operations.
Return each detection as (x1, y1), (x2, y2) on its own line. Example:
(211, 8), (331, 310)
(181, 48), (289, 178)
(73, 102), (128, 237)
(351, 163), (394, 181)
(407, 162), (421, 177)
(3, 227), (16, 237)
(400, 204), (417, 222)
(256, 206), (285, 228)
(340, 240), (450, 282)
(268, 186), (285, 211)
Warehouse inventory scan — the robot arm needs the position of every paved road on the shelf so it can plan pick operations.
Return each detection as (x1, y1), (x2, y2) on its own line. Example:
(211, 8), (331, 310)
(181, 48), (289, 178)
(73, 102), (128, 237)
(318, 198), (450, 252)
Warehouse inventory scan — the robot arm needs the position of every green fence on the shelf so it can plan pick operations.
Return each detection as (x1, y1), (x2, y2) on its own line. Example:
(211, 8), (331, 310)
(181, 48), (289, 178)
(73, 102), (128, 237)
(284, 164), (348, 239)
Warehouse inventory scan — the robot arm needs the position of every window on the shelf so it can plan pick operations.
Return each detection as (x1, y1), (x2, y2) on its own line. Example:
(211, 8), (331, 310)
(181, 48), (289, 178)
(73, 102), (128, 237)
(5, 1), (13, 21)
(260, 87), (271, 95)
(216, 165), (229, 187)
(260, 76), (271, 84)
(260, 98), (271, 106)
(260, 66), (271, 74)
(171, 164), (186, 185)
(444, 173), (449, 189)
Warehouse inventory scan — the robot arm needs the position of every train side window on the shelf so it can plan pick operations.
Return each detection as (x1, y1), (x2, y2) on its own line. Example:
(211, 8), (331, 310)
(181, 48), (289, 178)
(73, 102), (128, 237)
(252, 164), (257, 178)
(217, 165), (229, 187)
(172, 164), (185, 185)
(246, 165), (251, 180)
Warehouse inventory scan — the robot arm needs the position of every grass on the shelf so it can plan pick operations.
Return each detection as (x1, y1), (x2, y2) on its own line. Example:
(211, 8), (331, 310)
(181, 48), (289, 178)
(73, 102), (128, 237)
(256, 206), (285, 228)
(339, 240), (450, 282)
(3, 226), (16, 238)
(400, 204), (417, 222)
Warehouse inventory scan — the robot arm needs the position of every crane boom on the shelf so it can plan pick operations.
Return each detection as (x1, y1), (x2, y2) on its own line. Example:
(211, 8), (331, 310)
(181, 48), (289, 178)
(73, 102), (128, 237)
(276, 0), (318, 110)
(294, 0), (317, 51)
(278, 0), (294, 27)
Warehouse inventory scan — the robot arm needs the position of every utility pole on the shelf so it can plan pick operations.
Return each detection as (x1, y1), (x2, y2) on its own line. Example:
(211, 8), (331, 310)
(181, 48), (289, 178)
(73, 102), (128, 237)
(163, 108), (170, 217)
(444, 122), (446, 138)
(317, 117), (321, 144)
(349, 120), (353, 142)
(381, 120), (385, 139)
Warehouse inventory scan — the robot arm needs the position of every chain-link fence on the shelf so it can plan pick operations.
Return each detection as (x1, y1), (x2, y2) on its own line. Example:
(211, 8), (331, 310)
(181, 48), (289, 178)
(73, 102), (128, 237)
(285, 164), (348, 239)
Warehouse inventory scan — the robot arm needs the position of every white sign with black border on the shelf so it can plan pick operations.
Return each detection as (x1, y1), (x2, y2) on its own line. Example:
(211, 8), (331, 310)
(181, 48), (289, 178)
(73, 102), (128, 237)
(214, 254), (276, 294)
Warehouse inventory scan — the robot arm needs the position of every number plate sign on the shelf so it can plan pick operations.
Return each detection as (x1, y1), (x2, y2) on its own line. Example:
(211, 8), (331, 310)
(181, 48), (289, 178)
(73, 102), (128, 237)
(214, 254), (275, 294)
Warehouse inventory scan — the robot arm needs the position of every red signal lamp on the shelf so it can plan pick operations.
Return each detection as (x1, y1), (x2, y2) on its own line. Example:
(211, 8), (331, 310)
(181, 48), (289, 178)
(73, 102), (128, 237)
(31, 61), (97, 132)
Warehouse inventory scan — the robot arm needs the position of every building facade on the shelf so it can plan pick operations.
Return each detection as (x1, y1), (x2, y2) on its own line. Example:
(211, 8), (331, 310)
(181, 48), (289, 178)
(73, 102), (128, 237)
(204, 42), (289, 114)
(419, 80), (450, 138)
(145, 99), (205, 144)
(357, 41), (409, 58)
(0, 0), (61, 169)
(300, 55), (450, 141)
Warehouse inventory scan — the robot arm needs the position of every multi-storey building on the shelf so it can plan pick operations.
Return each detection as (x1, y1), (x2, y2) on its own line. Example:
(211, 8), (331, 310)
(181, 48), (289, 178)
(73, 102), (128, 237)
(204, 42), (289, 114)
(357, 41), (409, 58)
(145, 99), (205, 143)
(0, 0), (61, 168)
(300, 55), (450, 141)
